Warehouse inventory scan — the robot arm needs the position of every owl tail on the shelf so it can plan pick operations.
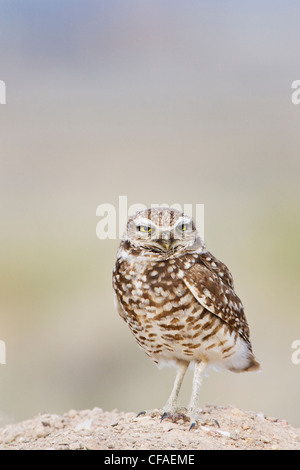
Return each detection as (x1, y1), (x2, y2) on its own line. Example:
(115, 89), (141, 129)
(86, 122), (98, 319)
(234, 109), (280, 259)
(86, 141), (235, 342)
(230, 353), (261, 373)
(244, 355), (261, 372)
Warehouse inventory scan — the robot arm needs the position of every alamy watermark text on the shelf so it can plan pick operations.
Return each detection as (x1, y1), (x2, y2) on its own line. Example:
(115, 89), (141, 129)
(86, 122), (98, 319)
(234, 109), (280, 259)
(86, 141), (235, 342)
(291, 80), (300, 104)
(0, 340), (6, 365)
(291, 340), (300, 365)
(0, 80), (6, 104)
(96, 196), (204, 241)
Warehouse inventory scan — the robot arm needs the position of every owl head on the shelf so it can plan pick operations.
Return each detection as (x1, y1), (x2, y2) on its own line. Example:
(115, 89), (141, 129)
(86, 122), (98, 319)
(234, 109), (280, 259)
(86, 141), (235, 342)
(123, 207), (203, 255)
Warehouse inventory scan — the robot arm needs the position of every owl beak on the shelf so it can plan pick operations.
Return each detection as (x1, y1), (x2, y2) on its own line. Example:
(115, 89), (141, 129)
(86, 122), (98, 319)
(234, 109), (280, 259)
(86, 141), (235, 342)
(160, 232), (172, 251)
(161, 240), (171, 251)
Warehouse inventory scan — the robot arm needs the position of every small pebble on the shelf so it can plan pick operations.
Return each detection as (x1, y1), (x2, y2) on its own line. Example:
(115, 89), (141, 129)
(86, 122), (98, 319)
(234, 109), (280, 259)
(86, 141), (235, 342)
(74, 418), (93, 432)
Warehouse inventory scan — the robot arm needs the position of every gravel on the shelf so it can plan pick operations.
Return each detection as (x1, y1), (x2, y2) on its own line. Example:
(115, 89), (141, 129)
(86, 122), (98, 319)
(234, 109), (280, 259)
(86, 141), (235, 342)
(0, 405), (299, 450)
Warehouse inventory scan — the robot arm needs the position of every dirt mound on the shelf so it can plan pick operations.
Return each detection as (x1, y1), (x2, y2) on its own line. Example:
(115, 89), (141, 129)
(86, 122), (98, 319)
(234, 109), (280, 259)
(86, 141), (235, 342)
(0, 405), (299, 450)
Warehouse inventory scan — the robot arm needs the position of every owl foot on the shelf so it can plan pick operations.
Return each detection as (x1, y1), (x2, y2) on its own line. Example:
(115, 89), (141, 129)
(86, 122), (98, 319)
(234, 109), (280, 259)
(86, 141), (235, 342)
(160, 408), (189, 424)
(136, 407), (219, 431)
(186, 407), (220, 430)
(188, 411), (220, 431)
(136, 407), (189, 423)
(186, 408), (200, 430)
(160, 408), (211, 430)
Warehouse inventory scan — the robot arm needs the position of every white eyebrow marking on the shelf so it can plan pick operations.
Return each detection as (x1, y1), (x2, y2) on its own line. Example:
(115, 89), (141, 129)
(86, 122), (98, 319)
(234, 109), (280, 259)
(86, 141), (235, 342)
(174, 216), (192, 227)
(134, 217), (154, 227)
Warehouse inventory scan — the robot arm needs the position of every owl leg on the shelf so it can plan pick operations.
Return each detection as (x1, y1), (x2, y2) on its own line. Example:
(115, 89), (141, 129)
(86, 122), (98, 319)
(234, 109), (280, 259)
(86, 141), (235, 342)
(162, 360), (188, 416)
(187, 360), (207, 429)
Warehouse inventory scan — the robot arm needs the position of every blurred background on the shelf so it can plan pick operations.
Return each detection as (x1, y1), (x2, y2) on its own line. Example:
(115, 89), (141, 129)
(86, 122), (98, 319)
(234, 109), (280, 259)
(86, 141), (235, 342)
(0, 0), (300, 428)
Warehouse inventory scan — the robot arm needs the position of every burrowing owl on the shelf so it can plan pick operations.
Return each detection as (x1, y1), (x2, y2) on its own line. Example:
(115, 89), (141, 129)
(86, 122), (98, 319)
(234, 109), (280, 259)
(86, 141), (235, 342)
(112, 207), (260, 428)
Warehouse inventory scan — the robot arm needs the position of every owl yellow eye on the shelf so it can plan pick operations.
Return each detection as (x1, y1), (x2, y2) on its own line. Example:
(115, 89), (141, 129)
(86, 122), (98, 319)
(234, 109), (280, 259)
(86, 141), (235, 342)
(177, 224), (187, 231)
(138, 225), (152, 233)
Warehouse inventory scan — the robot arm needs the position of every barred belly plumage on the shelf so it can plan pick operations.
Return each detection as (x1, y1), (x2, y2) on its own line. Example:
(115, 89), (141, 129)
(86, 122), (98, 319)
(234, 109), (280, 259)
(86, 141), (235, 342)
(115, 258), (244, 371)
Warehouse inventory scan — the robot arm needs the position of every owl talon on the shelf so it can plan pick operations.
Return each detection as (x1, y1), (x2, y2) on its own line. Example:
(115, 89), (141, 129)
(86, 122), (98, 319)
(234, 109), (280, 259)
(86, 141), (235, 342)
(136, 410), (146, 417)
(160, 412), (170, 422)
(189, 421), (197, 431)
